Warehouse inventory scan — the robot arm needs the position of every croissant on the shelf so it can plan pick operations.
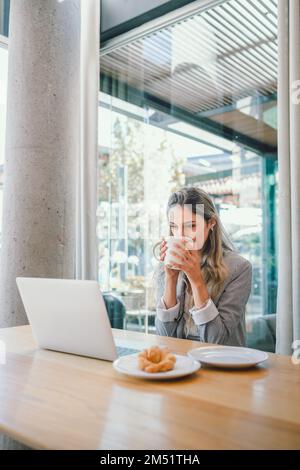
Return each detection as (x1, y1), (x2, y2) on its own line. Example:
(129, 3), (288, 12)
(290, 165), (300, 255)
(138, 346), (176, 373)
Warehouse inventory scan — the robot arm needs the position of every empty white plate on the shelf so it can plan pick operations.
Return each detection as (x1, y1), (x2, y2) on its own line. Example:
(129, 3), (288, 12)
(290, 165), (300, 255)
(113, 353), (200, 380)
(187, 346), (268, 369)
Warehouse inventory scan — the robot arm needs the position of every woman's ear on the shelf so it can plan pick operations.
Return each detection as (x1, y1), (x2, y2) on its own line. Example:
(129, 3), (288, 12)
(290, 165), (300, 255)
(208, 218), (216, 231)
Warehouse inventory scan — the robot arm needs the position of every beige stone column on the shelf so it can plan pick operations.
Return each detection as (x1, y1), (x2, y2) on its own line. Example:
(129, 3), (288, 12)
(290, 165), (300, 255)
(0, 0), (80, 328)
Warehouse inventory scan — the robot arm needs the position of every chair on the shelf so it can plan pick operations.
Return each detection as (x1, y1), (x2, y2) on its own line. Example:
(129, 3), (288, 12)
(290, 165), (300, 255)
(122, 294), (144, 331)
(102, 292), (126, 329)
(246, 314), (276, 352)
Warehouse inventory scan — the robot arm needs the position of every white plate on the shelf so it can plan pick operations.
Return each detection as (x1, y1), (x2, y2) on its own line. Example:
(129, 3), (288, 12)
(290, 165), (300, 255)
(187, 346), (268, 369)
(113, 353), (201, 380)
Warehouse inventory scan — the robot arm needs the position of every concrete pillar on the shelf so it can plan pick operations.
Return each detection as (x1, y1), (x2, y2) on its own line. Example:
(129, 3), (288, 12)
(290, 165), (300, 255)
(0, 0), (80, 328)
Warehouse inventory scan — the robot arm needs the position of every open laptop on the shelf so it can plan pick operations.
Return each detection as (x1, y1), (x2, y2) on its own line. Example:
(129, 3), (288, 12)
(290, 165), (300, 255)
(16, 277), (140, 361)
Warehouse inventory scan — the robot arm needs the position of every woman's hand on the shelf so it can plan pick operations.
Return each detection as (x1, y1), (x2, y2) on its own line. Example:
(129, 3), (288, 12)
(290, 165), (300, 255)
(159, 238), (180, 281)
(160, 238), (180, 309)
(168, 241), (202, 284)
(169, 243), (210, 308)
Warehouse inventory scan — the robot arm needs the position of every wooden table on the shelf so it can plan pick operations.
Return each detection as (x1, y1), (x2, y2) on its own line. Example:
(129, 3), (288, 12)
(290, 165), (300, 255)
(0, 325), (299, 450)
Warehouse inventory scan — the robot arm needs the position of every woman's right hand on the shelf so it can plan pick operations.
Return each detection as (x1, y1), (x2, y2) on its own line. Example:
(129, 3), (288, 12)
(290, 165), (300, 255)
(159, 238), (180, 280)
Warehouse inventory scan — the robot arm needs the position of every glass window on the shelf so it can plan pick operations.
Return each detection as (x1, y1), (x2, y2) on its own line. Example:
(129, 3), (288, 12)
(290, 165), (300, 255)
(0, 0), (10, 37)
(99, 0), (278, 350)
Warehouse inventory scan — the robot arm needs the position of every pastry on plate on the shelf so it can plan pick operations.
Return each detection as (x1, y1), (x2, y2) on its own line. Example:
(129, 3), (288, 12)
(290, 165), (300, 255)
(138, 346), (176, 373)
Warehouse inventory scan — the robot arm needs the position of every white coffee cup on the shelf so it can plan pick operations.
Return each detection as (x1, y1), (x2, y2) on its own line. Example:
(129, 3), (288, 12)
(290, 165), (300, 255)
(153, 236), (194, 270)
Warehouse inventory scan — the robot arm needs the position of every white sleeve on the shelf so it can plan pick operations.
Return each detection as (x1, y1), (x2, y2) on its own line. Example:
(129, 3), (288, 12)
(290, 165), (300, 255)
(189, 298), (219, 325)
(156, 296), (180, 322)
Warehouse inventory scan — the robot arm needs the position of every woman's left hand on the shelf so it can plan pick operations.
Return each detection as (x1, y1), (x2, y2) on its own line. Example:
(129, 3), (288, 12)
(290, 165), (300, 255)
(170, 242), (211, 309)
(168, 242), (203, 284)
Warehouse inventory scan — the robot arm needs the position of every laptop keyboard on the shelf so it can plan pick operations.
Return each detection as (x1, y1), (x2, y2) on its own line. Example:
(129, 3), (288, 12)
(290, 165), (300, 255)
(116, 346), (140, 357)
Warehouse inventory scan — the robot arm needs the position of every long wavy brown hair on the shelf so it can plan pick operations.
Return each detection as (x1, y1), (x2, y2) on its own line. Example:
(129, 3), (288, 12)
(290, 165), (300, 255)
(166, 186), (235, 300)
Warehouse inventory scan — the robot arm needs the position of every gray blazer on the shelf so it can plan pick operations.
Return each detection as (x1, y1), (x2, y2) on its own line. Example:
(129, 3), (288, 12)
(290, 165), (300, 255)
(155, 249), (252, 346)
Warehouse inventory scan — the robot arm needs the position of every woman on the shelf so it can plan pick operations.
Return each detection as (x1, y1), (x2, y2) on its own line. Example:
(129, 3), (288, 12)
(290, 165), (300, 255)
(154, 186), (252, 346)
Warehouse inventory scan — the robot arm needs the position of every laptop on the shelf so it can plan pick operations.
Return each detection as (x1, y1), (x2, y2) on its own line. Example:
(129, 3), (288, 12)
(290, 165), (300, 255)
(16, 277), (140, 361)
